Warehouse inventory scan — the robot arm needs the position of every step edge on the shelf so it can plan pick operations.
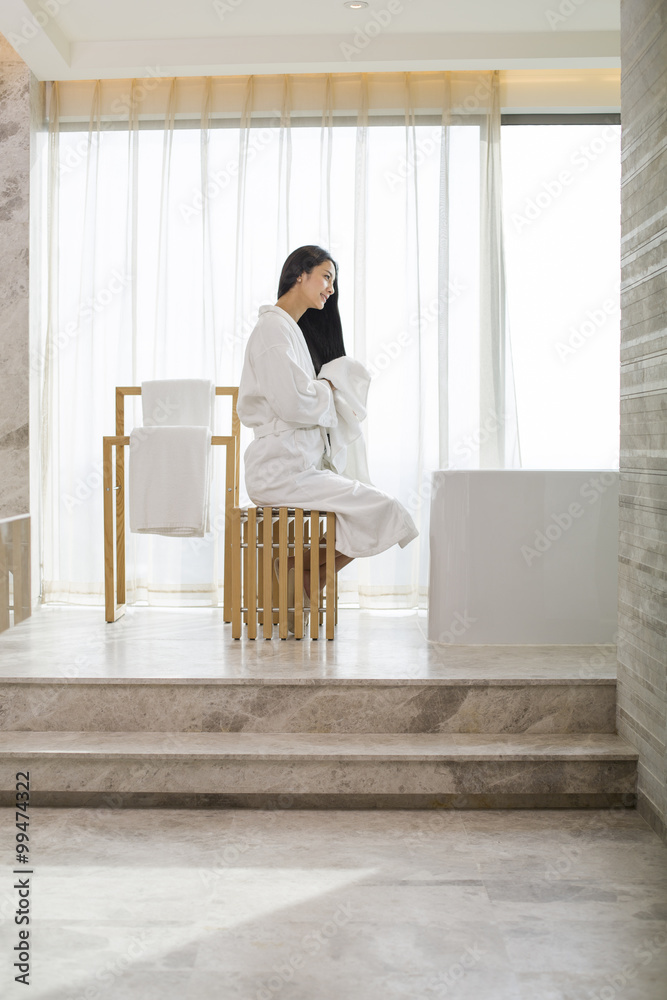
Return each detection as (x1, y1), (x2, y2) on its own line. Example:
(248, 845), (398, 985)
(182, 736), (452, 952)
(0, 677), (618, 687)
(0, 752), (640, 762)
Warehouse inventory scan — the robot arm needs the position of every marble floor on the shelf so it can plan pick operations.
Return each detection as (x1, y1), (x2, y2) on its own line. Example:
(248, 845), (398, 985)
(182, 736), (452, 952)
(0, 605), (617, 680)
(0, 806), (666, 999)
(2, 607), (661, 998)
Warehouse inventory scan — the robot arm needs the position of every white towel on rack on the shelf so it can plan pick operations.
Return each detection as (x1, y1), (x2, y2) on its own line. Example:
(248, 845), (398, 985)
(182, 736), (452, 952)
(141, 379), (215, 431)
(130, 379), (215, 537)
(129, 425), (212, 537)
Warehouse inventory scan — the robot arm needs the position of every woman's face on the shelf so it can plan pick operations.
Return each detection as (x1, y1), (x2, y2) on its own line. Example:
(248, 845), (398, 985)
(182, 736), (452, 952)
(299, 260), (335, 310)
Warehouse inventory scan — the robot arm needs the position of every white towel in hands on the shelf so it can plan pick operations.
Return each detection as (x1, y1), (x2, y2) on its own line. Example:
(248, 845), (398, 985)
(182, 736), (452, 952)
(317, 357), (372, 485)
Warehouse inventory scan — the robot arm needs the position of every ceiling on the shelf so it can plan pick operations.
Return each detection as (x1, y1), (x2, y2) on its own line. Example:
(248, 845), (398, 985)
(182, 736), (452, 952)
(0, 0), (620, 81)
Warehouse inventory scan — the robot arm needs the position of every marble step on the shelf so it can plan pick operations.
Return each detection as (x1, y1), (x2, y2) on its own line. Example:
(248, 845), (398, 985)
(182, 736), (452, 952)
(0, 676), (617, 734)
(0, 732), (637, 804)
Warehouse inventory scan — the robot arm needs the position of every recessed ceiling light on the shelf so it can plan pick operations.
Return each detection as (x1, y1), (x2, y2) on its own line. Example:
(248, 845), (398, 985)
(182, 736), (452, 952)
(344, 1), (369, 8)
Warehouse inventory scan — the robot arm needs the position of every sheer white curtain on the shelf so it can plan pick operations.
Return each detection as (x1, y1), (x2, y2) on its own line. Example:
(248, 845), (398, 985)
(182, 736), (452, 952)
(37, 71), (520, 609)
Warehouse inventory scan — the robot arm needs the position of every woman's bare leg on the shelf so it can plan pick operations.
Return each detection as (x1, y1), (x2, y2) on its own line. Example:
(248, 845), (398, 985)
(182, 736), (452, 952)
(286, 537), (354, 599)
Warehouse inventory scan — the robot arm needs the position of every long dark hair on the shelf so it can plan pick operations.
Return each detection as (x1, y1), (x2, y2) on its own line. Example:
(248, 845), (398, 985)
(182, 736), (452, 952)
(277, 245), (346, 375)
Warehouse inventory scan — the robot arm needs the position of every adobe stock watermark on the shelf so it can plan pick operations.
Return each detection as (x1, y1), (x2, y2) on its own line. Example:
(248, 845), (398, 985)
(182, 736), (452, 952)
(382, 64), (492, 187)
(520, 471), (617, 567)
(540, 794), (635, 885)
(110, 68), (163, 117)
(576, 633), (618, 680)
(511, 125), (619, 234)
(554, 287), (620, 362)
(411, 277), (467, 326)
(367, 277), (467, 379)
(366, 329), (413, 377)
(180, 124), (278, 223)
(61, 460), (105, 514)
(255, 901), (354, 999)
(405, 408), (511, 516)
(61, 398), (180, 512)
(59, 132), (107, 177)
(424, 942), (485, 994)
(31, 269), (132, 376)
(199, 797), (295, 887)
(221, 298), (271, 350)
(187, 453), (287, 555)
(53, 67), (163, 182)
(382, 71), (497, 192)
(385, 126), (440, 191)
(588, 931), (667, 1000)
(340, 0), (405, 61)
(451, 408), (513, 464)
(5, 0), (72, 51)
(385, 71), (497, 182)
(60, 931), (152, 1000)
(433, 611), (477, 644)
(545, 0), (588, 30)
(212, 0), (244, 21)
(398, 802), (471, 857)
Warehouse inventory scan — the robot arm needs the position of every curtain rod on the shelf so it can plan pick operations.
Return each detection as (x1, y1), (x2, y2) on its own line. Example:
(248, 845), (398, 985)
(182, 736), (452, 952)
(52, 111), (621, 131)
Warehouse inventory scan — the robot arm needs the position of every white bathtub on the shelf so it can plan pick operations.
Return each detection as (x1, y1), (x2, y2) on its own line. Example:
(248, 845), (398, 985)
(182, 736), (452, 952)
(428, 470), (618, 644)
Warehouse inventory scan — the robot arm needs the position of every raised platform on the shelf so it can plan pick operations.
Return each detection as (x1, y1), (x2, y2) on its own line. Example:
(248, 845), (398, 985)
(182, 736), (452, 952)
(0, 607), (637, 809)
(0, 675), (617, 734)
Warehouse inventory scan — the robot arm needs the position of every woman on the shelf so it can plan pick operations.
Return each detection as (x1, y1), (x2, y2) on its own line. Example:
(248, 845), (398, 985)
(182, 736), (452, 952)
(237, 245), (418, 620)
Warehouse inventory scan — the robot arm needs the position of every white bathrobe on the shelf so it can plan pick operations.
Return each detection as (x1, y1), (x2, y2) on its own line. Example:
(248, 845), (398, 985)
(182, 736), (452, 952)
(237, 304), (418, 558)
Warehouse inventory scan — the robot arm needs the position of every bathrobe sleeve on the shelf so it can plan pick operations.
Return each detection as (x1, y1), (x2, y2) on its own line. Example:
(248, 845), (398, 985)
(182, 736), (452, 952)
(251, 343), (338, 429)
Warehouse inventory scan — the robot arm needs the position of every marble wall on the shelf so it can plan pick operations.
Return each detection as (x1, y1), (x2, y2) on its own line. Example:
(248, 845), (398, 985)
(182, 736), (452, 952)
(0, 34), (30, 518)
(617, 0), (667, 842)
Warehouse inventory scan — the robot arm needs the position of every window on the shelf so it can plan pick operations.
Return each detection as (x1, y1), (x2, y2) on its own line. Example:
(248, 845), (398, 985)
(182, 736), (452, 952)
(44, 117), (622, 604)
(501, 123), (621, 469)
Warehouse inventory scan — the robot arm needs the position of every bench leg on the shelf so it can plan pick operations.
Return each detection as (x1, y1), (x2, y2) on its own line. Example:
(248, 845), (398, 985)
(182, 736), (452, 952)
(326, 513), (336, 640)
(231, 507), (242, 639)
(263, 507), (273, 639)
(247, 507), (257, 639)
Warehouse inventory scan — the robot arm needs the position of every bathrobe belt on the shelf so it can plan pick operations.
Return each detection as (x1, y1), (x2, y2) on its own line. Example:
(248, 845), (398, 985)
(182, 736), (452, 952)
(253, 418), (331, 457)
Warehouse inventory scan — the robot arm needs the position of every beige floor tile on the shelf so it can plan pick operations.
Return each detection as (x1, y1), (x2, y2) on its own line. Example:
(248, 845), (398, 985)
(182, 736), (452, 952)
(1, 807), (666, 1000)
